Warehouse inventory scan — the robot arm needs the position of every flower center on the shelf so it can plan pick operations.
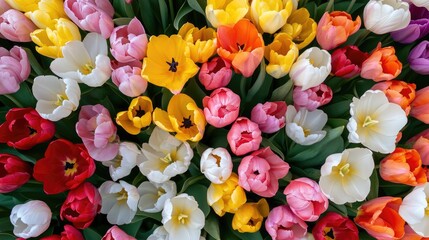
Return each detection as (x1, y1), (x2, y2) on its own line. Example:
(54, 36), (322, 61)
(180, 116), (193, 129)
(161, 153), (174, 164)
(213, 154), (222, 167)
(64, 158), (78, 177)
(166, 58), (179, 72)
(339, 163), (350, 177)
(134, 106), (146, 118)
(323, 227), (335, 240)
(112, 155), (123, 168)
(362, 115), (379, 128)
(236, 42), (246, 51)
(55, 94), (68, 106)
(27, 126), (37, 135)
(178, 213), (189, 224)
(80, 63), (94, 75)
(303, 128), (311, 137)
(116, 188), (128, 204)
(157, 187), (166, 197)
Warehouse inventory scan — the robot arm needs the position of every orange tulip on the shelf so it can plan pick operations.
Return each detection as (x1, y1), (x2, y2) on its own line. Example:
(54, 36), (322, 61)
(411, 86), (429, 124)
(371, 80), (416, 115)
(360, 43), (402, 82)
(379, 147), (427, 186)
(217, 19), (264, 77)
(355, 196), (405, 240)
(316, 11), (361, 50)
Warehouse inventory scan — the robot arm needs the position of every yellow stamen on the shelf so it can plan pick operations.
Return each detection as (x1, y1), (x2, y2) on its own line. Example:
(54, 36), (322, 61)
(362, 115), (379, 128)
(178, 213), (188, 224)
(55, 94), (68, 106)
(64, 158), (78, 177)
(112, 155), (123, 168)
(80, 63), (94, 75)
(157, 187), (166, 197)
(425, 198), (429, 216)
(116, 188), (128, 204)
(339, 163), (350, 177)
(160, 153), (174, 164)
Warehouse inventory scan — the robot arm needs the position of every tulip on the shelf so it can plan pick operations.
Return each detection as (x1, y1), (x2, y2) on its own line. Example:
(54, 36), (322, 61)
(284, 178), (328, 222)
(10, 200), (52, 238)
(137, 180), (176, 213)
(408, 129), (429, 165)
(399, 183), (429, 237)
(371, 80), (416, 115)
(64, 0), (114, 39)
(411, 86), (429, 123)
(232, 199), (269, 233)
(0, 46), (30, 95)
(316, 11), (361, 50)
(198, 57), (232, 90)
(102, 226), (136, 240)
(312, 212), (359, 240)
(24, 0), (68, 29)
(147, 226), (169, 240)
(76, 104), (119, 161)
(403, 224), (429, 240)
(411, 0), (429, 10)
(4, 0), (38, 12)
(217, 19), (264, 77)
(112, 65), (148, 97)
(0, 108), (55, 150)
(60, 182), (102, 229)
(265, 205), (308, 240)
(0, 0), (10, 15)
(0, 9), (36, 42)
(391, 4), (429, 44)
(200, 147), (233, 184)
(116, 96), (153, 135)
(379, 147), (427, 186)
(102, 142), (140, 181)
(41, 225), (84, 240)
(293, 84), (333, 111)
(331, 45), (369, 78)
(178, 22), (217, 63)
(0, 154), (31, 193)
(227, 117), (262, 156)
(264, 33), (299, 79)
(355, 197), (405, 239)
(361, 43), (402, 81)
(250, 0), (293, 34)
(110, 17), (148, 63)
(251, 101), (287, 133)
(364, 0), (411, 34)
(238, 147), (290, 197)
(205, 0), (249, 28)
(281, 8), (317, 49)
(289, 47), (331, 90)
(203, 87), (240, 128)
(408, 40), (429, 75)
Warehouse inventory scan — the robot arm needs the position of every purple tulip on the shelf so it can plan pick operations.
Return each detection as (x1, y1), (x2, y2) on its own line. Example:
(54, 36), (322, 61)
(408, 40), (429, 75)
(0, 46), (30, 95)
(0, 9), (36, 42)
(391, 4), (429, 44)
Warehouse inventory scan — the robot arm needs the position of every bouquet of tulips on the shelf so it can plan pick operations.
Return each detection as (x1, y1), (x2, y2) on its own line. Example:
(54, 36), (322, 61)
(1, 0), (429, 239)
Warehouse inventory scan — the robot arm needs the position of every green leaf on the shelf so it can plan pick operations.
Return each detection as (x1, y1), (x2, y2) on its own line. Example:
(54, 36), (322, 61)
(327, 202), (348, 216)
(0, 145), (37, 164)
(120, 219), (143, 237)
(113, 0), (135, 18)
(23, 47), (44, 75)
(83, 228), (102, 240)
(245, 61), (268, 103)
(135, 210), (162, 222)
(158, 0), (169, 30)
(9, 82), (37, 108)
(185, 184), (210, 217)
(204, 212), (221, 240)
(187, 0), (206, 16)
(174, 2), (193, 30)
(113, 17), (132, 26)
(179, 175), (206, 193)
(270, 79), (293, 101)
(139, 0), (163, 35)
(367, 170), (379, 200)
(0, 233), (15, 240)
(261, 138), (285, 160)
(0, 217), (13, 233)
(182, 78), (207, 108)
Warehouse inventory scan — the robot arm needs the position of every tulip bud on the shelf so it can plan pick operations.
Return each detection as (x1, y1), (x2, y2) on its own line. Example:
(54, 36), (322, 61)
(227, 117), (262, 156)
(203, 87), (240, 128)
(112, 65), (148, 97)
(312, 212), (359, 240)
(364, 0), (411, 34)
(0, 46), (31, 95)
(200, 147), (233, 184)
(264, 33), (299, 79)
(0, 9), (36, 42)
(198, 57), (232, 90)
(102, 226), (136, 240)
(361, 43), (402, 81)
(411, 86), (429, 124)
(331, 46), (369, 78)
(293, 84), (333, 111)
(408, 40), (429, 75)
(10, 200), (52, 238)
(0, 154), (31, 193)
(250, 0), (293, 34)
(265, 205), (308, 240)
(390, 4), (429, 44)
(250, 101), (287, 133)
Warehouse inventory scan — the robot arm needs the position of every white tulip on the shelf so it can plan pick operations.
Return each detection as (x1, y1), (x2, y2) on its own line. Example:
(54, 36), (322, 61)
(50, 32), (112, 87)
(32, 75), (80, 121)
(399, 183), (429, 237)
(147, 226), (169, 240)
(162, 194), (205, 240)
(139, 127), (193, 184)
(289, 47), (331, 90)
(99, 180), (140, 225)
(10, 200), (52, 238)
(137, 180), (177, 213)
(410, 0), (429, 10)
(347, 90), (407, 154)
(102, 142), (141, 181)
(200, 147), (233, 184)
(364, 0), (411, 34)
(285, 105), (327, 145)
(319, 148), (374, 205)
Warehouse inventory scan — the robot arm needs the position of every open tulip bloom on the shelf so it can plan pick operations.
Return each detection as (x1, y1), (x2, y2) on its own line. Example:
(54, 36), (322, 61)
(3, 0), (429, 239)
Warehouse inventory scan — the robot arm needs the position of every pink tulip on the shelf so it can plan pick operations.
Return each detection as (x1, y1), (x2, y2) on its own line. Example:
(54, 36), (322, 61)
(102, 226), (136, 240)
(0, 0), (10, 15)
(203, 87), (240, 128)
(0, 9), (36, 42)
(112, 65), (148, 97)
(250, 101), (286, 133)
(411, 86), (429, 123)
(110, 17), (148, 63)
(283, 177), (329, 222)
(75, 104), (119, 161)
(227, 117), (262, 156)
(199, 57), (233, 90)
(0, 46), (30, 94)
(293, 84), (333, 111)
(238, 147), (290, 197)
(265, 205), (308, 240)
(64, 0), (114, 39)
(408, 128), (429, 165)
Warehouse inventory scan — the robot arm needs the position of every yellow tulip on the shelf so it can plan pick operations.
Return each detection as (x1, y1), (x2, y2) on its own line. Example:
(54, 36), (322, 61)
(5, 0), (38, 12)
(207, 173), (247, 216)
(178, 22), (217, 63)
(152, 93), (206, 142)
(141, 34), (199, 94)
(281, 8), (317, 49)
(116, 96), (153, 135)
(205, 0), (249, 28)
(250, 0), (293, 34)
(265, 33), (299, 79)
(25, 0), (68, 28)
(232, 198), (269, 233)
(30, 18), (81, 58)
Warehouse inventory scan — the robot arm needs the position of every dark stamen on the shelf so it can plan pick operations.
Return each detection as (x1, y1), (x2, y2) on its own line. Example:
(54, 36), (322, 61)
(237, 43), (245, 51)
(28, 126), (37, 135)
(166, 58), (179, 72)
(180, 115), (193, 129)
(135, 106), (146, 118)
(65, 162), (75, 170)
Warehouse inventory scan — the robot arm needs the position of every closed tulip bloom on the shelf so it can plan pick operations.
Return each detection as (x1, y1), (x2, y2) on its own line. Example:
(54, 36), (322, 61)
(371, 80), (416, 115)
(265, 205), (308, 240)
(312, 212), (359, 240)
(178, 22), (217, 63)
(198, 57), (233, 90)
(203, 87), (240, 128)
(10, 200), (52, 238)
(64, 0), (114, 39)
(391, 4), (429, 44)
(411, 86), (429, 123)
(110, 17), (148, 63)
(227, 117), (262, 156)
(284, 178), (328, 222)
(205, 0), (249, 28)
(399, 183), (429, 237)
(0, 10), (36, 42)
(217, 19), (264, 77)
(102, 226), (136, 240)
(116, 96), (153, 135)
(331, 45), (369, 78)
(355, 197), (405, 240)
(0, 46), (30, 95)
(290, 47), (331, 90)
(112, 65), (148, 97)
(316, 11), (361, 50)
(251, 101), (287, 133)
(364, 0), (411, 34)
(137, 180), (176, 213)
(232, 199), (269, 233)
(281, 8), (317, 49)
(0, 154), (32, 193)
(200, 147), (233, 184)
(408, 40), (429, 75)
(380, 147), (427, 186)
(24, 0), (68, 29)
(4, 0), (38, 12)
(408, 129), (429, 165)
(264, 33), (299, 79)
(361, 43), (402, 81)
(293, 84), (333, 111)
(250, 0), (293, 34)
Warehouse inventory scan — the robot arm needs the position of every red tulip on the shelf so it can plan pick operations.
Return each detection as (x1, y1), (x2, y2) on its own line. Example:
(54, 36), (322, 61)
(331, 46), (369, 78)
(0, 154), (31, 193)
(312, 212), (359, 240)
(40, 225), (84, 240)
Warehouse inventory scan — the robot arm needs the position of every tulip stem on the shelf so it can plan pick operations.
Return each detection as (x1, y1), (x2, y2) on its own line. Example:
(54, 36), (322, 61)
(3, 94), (23, 108)
(325, 0), (335, 12)
(346, 0), (356, 12)
(168, 0), (175, 24)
